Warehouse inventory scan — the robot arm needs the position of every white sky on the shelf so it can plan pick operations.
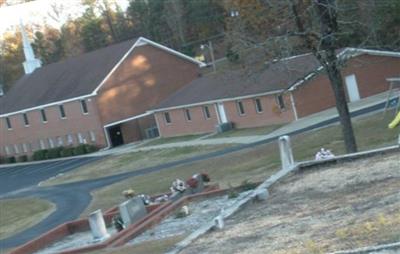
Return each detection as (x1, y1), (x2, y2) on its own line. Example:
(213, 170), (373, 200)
(0, 0), (129, 35)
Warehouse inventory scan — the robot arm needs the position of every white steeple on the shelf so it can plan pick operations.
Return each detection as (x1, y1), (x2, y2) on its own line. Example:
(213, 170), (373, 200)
(20, 20), (41, 74)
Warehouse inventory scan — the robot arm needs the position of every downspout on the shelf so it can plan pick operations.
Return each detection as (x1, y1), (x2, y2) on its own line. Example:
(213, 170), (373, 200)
(103, 126), (111, 149)
(289, 91), (299, 121)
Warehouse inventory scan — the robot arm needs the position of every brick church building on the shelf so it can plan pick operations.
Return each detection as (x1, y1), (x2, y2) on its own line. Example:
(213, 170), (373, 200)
(0, 26), (204, 158)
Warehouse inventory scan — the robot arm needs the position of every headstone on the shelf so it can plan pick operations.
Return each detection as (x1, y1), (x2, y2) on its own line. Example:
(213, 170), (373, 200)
(190, 174), (204, 194)
(118, 196), (147, 227)
(214, 215), (224, 229)
(88, 210), (110, 242)
(256, 188), (269, 201)
(278, 135), (294, 170)
(398, 134), (400, 146)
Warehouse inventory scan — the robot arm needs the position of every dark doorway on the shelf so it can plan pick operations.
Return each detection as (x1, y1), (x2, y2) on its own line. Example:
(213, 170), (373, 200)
(108, 125), (124, 147)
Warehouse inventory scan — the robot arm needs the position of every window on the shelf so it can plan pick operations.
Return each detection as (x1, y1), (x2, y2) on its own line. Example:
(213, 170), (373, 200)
(39, 139), (46, 149)
(89, 131), (96, 142)
(80, 100), (88, 114)
(48, 138), (55, 148)
(67, 134), (74, 145)
(275, 94), (286, 110)
(23, 113), (29, 126)
(14, 144), (20, 154)
(203, 106), (211, 119)
(184, 109), (192, 121)
(164, 112), (171, 124)
(41, 109), (47, 122)
(236, 101), (245, 115)
(5, 146), (11, 156)
(254, 98), (263, 113)
(5, 117), (12, 129)
(59, 105), (66, 118)
(77, 133), (85, 144)
(22, 143), (28, 153)
(57, 137), (64, 147)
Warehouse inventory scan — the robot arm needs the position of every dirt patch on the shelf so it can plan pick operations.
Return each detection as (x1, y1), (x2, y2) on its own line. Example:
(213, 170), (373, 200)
(181, 152), (400, 254)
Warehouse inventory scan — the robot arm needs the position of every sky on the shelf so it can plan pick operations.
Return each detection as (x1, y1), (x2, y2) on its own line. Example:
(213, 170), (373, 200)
(0, 0), (129, 35)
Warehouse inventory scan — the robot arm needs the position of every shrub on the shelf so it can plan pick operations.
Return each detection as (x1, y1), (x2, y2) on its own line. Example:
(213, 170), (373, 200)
(73, 145), (87, 155)
(32, 149), (48, 161)
(84, 144), (98, 153)
(47, 147), (63, 159)
(17, 155), (29, 162)
(60, 147), (74, 157)
(240, 180), (258, 191)
(6, 156), (16, 163)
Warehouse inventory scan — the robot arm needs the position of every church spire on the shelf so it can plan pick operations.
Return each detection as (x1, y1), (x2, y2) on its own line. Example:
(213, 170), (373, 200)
(20, 20), (41, 74)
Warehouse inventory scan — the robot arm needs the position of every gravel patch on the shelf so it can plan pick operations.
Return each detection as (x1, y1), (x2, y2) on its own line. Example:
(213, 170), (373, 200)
(129, 191), (252, 245)
(33, 227), (117, 254)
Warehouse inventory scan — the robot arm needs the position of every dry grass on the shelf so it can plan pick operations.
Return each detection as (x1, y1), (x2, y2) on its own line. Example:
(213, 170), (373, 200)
(0, 198), (55, 240)
(209, 124), (284, 138)
(140, 134), (205, 147)
(83, 110), (399, 216)
(181, 152), (400, 254)
(87, 235), (184, 254)
(43, 145), (230, 186)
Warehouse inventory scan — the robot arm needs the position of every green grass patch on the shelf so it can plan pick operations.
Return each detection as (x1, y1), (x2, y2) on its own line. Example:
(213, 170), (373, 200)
(0, 198), (55, 240)
(142, 134), (205, 147)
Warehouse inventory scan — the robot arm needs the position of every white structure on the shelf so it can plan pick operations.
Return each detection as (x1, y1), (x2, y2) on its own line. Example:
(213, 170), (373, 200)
(256, 188), (269, 201)
(88, 210), (110, 242)
(278, 135), (294, 170)
(20, 20), (42, 74)
(118, 197), (147, 227)
(214, 214), (224, 229)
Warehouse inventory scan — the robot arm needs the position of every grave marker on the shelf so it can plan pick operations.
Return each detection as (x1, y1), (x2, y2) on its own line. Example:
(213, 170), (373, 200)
(118, 197), (147, 227)
(278, 135), (294, 170)
(88, 209), (110, 242)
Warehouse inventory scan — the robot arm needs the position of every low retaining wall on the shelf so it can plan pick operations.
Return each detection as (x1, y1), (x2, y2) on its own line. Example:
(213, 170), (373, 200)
(9, 185), (222, 254)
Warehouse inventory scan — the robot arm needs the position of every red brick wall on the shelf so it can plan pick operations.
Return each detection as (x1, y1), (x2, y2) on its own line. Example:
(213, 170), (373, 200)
(156, 104), (218, 137)
(293, 54), (400, 118)
(0, 98), (106, 158)
(96, 44), (200, 126)
(224, 95), (295, 129)
(156, 94), (295, 137)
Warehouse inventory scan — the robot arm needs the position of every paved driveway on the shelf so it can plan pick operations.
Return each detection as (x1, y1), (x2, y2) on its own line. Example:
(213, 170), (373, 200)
(0, 156), (101, 198)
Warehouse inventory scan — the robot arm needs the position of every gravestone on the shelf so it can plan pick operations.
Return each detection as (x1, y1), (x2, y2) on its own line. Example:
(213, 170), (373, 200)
(256, 188), (269, 201)
(278, 135), (294, 170)
(88, 209), (110, 242)
(118, 196), (147, 227)
(214, 215), (224, 229)
(190, 174), (204, 194)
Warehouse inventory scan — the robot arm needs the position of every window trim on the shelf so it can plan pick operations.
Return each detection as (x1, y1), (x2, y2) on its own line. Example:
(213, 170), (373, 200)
(5, 117), (12, 130)
(203, 106), (211, 119)
(59, 105), (67, 119)
(184, 108), (192, 122)
(164, 112), (172, 125)
(254, 98), (263, 113)
(236, 100), (246, 116)
(40, 109), (48, 123)
(80, 99), (89, 115)
(22, 113), (30, 126)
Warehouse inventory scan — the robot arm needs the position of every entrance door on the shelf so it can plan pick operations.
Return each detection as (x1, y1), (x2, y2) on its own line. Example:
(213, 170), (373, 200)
(345, 74), (361, 102)
(217, 102), (228, 123)
(108, 125), (124, 147)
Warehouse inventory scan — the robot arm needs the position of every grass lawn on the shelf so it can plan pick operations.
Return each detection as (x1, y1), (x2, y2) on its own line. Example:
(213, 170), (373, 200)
(209, 124), (284, 138)
(88, 235), (184, 254)
(0, 198), (55, 240)
(83, 110), (399, 217)
(43, 145), (231, 186)
(141, 134), (205, 147)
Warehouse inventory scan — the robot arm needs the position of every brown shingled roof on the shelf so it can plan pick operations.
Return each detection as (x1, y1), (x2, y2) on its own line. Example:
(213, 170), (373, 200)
(0, 39), (137, 115)
(153, 53), (321, 110)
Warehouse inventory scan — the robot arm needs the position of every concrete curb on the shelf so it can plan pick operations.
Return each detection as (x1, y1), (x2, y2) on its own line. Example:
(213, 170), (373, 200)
(328, 242), (400, 254)
(166, 145), (400, 254)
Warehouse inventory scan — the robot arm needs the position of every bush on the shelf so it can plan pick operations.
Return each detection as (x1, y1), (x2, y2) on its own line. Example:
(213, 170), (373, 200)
(84, 144), (98, 153)
(73, 145), (87, 155)
(60, 147), (74, 157)
(6, 156), (16, 163)
(17, 155), (29, 162)
(32, 149), (48, 161)
(47, 147), (63, 159)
